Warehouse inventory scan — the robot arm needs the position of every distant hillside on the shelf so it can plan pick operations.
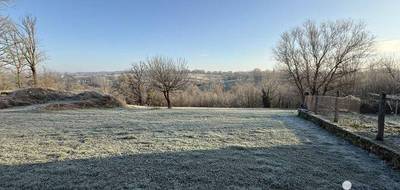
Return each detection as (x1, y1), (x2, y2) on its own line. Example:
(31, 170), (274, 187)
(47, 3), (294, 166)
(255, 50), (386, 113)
(64, 69), (271, 91)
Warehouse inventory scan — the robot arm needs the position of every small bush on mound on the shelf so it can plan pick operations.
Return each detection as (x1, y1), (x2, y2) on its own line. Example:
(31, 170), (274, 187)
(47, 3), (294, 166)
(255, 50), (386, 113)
(0, 88), (124, 110)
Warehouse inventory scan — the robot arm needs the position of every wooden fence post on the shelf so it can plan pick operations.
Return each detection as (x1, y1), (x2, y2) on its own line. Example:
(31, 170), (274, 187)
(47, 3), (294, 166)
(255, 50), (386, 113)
(376, 93), (386, 141)
(334, 91), (339, 122)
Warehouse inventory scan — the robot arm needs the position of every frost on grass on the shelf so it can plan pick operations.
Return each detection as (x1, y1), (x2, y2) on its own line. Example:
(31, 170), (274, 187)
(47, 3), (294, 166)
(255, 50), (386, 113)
(0, 108), (399, 189)
(320, 112), (400, 151)
(0, 109), (300, 164)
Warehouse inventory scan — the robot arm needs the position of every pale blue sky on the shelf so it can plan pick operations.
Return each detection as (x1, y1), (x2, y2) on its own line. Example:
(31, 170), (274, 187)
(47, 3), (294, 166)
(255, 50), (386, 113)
(3, 0), (400, 72)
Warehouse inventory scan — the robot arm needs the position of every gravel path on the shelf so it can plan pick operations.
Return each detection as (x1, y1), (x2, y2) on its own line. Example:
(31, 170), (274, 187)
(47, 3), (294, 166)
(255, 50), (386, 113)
(0, 108), (399, 189)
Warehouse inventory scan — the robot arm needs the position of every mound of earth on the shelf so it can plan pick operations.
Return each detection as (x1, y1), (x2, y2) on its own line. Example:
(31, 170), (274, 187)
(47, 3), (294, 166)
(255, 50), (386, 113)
(42, 92), (124, 110)
(0, 88), (124, 110)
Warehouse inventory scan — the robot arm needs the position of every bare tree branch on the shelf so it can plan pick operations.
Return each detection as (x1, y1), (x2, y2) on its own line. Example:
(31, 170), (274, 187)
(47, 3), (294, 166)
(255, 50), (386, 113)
(18, 15), (44, 87)
(146, 56), (189, 108)
(1, 19), (27, 88)
(382, 57), (400, 92)
(273, 19), (374, 100)
(127, 61), (148, 105)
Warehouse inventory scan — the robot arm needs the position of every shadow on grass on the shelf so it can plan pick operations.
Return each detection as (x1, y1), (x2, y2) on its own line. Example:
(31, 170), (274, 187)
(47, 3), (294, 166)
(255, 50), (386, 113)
(1, 144), (400, 189)
(1, 112), (399, 189)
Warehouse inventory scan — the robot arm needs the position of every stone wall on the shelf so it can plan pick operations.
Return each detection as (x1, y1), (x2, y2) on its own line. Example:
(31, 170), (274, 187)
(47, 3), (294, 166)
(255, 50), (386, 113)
(298, 109), (400, 169)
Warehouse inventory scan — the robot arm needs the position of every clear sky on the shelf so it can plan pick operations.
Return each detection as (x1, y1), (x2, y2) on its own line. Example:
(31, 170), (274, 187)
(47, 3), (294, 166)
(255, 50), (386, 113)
(3, 0), (400, 72)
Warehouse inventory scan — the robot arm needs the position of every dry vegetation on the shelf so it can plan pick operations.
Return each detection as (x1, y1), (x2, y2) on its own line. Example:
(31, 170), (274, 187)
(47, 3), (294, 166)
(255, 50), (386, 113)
(0, 108), (399, 189)
(318, 112), (400, 151)
(0, 1), (399, 188)
(0, 88), (124, 110)
(0, 2), (399, 110)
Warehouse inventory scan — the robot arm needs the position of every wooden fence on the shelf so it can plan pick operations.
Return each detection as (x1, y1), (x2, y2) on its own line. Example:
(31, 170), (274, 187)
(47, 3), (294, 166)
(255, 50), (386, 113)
(304, 94), (361, 113)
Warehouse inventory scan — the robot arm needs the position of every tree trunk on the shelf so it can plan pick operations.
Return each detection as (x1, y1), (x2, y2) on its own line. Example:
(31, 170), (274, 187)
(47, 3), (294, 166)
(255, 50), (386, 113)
(300, 93), (306, 104)
(16, 70), (22, 88)
(322, 85), (328, 95)
(31, 66), (38, 87)
(137, 96), (143, 106)
(334, 91), (339, 122)
(314, 92), (319, 114)
(261, 88), (271, 108)
(137, 91), (143, 106)
(163, 91), (172, 109)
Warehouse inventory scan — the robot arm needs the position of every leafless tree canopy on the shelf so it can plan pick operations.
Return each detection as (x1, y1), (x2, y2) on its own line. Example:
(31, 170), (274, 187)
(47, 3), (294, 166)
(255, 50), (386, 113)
(0, 17), (12, 66)
(261, 73), (279, 108)
(147, 56), (189, 108)
(0, 15), (44, 87)
(274, 19), (375, 101)
(128, 61), (147, 105)
(19, 16), (44, 86)
(382, 57), (400, 89)
(2, 20), (27, 88)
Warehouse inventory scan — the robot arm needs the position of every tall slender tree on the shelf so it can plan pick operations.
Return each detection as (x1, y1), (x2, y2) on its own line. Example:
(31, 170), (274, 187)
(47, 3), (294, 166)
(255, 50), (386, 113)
(19, 16), (44, 87)
(3, 20), (27, 88)
(129, 61), (148, 105)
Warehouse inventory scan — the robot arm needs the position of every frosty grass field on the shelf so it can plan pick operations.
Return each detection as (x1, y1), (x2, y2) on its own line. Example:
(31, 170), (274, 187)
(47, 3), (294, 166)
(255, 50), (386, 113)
(0, 107), (400, 189)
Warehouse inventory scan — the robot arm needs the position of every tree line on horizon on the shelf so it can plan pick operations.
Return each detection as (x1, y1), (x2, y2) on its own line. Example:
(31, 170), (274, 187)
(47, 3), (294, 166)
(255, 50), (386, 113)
(0, 0), (399, 109)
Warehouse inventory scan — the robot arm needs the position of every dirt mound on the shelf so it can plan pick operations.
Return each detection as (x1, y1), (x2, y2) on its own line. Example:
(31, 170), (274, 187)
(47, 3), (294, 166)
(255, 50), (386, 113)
(10, 88), (73, 104)
(43, 94), (124, 111)
(73, 91), (105, 100)
(0, 88), (124, 110)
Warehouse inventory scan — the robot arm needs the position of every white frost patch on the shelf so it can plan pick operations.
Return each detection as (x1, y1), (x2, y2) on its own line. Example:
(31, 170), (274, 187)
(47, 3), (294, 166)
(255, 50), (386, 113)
(0, 108), (399, 189)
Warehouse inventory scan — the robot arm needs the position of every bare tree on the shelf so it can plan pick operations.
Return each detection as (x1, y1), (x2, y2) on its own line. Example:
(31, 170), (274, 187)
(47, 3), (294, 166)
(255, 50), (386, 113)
(128, 61), (148, 105)
(382, 57), (400, 88)
(0, 0), (14, 68)
(0, 17), (11, 67)
(261, 78), (279, 108)
(231, 83), (262, 107)
(273, 19), (375, 101)
(19, 16), (44, 87)
(147, 56), (189, 109)
(2, 20), (27, 88)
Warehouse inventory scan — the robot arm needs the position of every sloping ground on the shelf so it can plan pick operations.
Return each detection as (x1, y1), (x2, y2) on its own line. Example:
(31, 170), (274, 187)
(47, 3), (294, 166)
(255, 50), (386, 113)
(0, 88), (124, 110)
(0, 108), (399, 189)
